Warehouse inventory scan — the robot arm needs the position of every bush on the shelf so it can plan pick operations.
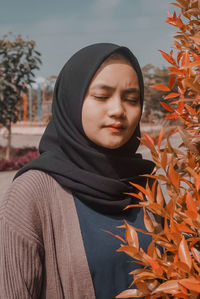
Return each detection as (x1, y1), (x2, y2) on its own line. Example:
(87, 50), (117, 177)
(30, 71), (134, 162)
(0, 146), (39, 171)
(115, 1), (200, 298)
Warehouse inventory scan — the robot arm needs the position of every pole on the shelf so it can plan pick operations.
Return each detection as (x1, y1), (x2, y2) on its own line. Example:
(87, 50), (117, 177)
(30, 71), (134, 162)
(28, 88), (32, 122)
(37, 84), (41, 123)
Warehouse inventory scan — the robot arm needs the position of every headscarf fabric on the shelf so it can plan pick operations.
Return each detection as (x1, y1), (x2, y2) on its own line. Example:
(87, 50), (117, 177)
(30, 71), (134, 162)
(14, 43), (155, 214)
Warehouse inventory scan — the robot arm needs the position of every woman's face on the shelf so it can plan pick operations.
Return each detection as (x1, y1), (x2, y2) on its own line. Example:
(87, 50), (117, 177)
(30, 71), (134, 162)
(82, 59), (141, 149)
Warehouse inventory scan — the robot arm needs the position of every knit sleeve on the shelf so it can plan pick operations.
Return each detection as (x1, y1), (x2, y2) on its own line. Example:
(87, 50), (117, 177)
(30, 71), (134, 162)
(0, 172), (45, 299)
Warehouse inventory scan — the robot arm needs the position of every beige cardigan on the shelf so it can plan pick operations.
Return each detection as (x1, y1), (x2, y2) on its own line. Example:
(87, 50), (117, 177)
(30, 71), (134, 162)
(0, 170), (96, 299)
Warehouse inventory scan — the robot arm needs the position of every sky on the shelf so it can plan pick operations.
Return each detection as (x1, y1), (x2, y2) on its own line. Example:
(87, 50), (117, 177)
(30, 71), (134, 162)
(0, 0), (179, 78)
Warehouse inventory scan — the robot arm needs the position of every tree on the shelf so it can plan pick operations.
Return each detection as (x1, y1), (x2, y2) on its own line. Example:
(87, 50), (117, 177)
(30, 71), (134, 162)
(142, 64), (173, 118)
(114, 0), (200, 298)
(0, 33), (41, 160)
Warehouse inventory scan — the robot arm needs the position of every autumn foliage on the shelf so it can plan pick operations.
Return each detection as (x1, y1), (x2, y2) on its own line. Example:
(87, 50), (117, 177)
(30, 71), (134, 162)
(115, 1), (200, 298)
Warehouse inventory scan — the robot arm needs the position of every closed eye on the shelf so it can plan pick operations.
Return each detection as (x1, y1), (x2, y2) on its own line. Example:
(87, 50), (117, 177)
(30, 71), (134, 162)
(93, 96), (108, 100)
(125, 98), (139, 104)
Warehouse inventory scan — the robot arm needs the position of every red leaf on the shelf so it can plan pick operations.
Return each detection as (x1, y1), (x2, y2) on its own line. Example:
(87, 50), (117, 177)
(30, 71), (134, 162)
(164, 92), (180, 99)
(177, 101), (185, 113)
(160, 101), (174, 112)
(181, 51), (190, 67)
(158, 50), (177, 66)
(165, 112), (179, 119)
(178, 236), (192, 270)
(151, 84), (170, 91)
(168, 66), (185, 75)
(168, 74), (176, 90)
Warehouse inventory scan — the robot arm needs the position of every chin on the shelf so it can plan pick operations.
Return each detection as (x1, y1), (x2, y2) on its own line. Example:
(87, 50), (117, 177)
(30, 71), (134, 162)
(101, 142), (125, 149)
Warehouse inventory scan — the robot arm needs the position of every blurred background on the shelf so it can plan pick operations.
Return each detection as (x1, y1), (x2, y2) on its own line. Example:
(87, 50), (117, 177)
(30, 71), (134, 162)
(0, 0), (180, 197)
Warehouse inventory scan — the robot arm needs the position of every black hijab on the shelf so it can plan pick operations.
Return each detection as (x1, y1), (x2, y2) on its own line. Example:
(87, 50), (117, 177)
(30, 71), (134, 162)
(14, 43), (155, 214)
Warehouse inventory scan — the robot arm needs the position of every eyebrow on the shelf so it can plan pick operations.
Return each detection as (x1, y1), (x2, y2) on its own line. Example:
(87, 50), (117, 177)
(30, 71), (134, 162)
(90, 84), (140, 94)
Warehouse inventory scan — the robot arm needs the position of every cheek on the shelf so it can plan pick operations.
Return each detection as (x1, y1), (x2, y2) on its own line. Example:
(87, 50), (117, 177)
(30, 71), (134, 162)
(128, 107), (142, 128)
(82, 101), (100, 137)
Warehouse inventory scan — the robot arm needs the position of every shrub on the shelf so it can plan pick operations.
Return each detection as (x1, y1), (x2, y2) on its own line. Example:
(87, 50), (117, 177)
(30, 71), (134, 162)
(115, 1), (200, 298)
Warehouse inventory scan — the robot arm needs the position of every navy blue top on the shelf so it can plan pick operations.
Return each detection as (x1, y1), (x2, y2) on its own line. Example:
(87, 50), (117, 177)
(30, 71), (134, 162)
(74, 197), (152, 299)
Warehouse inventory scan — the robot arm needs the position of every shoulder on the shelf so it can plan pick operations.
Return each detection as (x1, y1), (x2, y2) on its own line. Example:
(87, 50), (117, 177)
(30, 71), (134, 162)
(0, 170), (62, 244)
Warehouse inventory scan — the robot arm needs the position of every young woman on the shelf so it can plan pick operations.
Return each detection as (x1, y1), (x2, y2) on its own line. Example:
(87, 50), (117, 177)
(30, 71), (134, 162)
(0, 43), (155, 298)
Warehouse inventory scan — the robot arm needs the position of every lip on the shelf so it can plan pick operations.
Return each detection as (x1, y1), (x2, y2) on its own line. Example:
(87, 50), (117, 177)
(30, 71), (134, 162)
(105, 123), (125, 132)
(106, 123), (125, 129)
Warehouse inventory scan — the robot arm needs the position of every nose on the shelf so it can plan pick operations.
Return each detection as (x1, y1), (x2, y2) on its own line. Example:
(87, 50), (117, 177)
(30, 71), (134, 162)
(107, 95), (125, 118)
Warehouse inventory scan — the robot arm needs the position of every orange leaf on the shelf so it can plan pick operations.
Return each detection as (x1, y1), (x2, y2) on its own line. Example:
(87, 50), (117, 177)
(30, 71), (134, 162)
(157, 127), (164, 152)
(179, 284), (188, 296)
(124, 192), (144, 201)
(186, 192), (198, 216)
(124, 220), (139, 249)
(185, 104), (197, 115)
(191, 247), (200, 263)
(156, 183), (164, 207)
(175, 223), (194, 234)
(158, 50), (177, 66)
(129, 182), (148, 196)
(153, 280), (180, 295)
(116, 289), (144, 298)
(151, 84), (170, 91)
(140, 249), (163, 276)
(164, 92), (180, 100)
(143, 208), (155, 233)
(103, 230), (126, 244)
(178, 236), (192, 270)
(182, 59), (200, 69)
(176, 0), (188, 8)
(140, 138), (158, 156)
(161, 148), (167, 169)
(117, 245), (138, 259)
(194, 174), (200, 191)
(179, 279), (200, 293)
(170, 2), (182, 8)
(168, 164), (180, 188)
(143, 133), (155, 145)
(164, 217), (172, 241)
(147, 240), (155, 257)
(190, 34), (200, 45)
